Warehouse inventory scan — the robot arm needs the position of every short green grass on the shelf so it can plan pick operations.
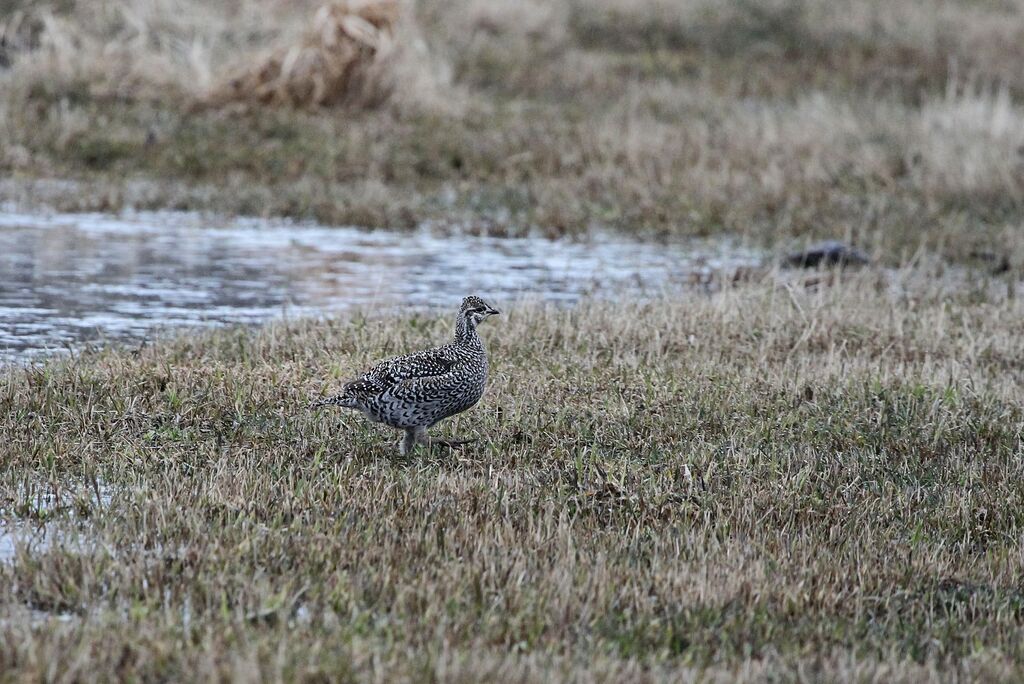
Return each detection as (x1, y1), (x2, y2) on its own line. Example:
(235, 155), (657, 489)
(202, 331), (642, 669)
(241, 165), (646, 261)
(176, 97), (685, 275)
(2, 274), (1023, 680)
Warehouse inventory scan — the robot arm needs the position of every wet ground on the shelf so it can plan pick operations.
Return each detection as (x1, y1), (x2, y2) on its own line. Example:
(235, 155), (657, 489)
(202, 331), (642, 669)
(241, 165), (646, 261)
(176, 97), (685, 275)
(0, 482), (113, 624)
(0, 210), (762, 363)
(0, 481), (112, 565)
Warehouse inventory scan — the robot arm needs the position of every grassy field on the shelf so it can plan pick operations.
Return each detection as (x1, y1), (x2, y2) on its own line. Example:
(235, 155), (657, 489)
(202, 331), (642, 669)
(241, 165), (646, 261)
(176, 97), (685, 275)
(1, 0), (1023, 264)
(2, 0), (1024, 680)
(2, 271), (1023, 680)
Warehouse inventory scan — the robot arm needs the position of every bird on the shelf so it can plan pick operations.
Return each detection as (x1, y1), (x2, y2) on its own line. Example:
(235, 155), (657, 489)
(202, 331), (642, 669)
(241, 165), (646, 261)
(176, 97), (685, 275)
(310, 295), (500, 454)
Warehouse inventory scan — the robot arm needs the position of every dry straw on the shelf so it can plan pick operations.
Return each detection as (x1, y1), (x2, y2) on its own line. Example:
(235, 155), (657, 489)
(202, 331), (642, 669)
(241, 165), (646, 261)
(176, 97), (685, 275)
(204, 0), (410, 109)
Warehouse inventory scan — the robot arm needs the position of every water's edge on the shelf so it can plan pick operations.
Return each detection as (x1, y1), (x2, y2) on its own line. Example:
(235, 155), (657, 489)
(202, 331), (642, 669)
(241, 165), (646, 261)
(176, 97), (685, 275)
(0, 210), (763, 363)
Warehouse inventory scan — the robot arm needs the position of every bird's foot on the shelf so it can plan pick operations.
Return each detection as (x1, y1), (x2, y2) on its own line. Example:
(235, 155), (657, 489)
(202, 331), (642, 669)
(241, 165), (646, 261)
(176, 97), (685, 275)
(428, 437), (477, 450)
(399, 428), (476, 455)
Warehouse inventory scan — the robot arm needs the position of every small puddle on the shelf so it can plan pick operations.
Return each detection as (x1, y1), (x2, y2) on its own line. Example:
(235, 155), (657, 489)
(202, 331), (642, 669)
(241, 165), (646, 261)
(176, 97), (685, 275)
(0, 483), (128, 625)
(0, 482), (114, 564)
(0, 521), (75, 564)
(0, 210), (763, 362)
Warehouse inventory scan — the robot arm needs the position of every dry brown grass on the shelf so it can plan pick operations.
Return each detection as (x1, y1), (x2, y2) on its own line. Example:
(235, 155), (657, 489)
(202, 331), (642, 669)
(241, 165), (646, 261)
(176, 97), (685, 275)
(203, 0), (398, 109)
(202, 0), (448, 111)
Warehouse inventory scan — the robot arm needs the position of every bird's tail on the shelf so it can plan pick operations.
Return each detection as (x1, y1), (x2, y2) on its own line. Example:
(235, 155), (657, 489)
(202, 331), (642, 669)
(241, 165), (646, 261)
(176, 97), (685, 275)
(310, 379), (374, 410)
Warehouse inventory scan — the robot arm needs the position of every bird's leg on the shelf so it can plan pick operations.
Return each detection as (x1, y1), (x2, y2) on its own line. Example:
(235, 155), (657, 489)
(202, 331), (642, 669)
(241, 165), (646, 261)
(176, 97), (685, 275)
(431, 438), (477, 449)
(399, 428), (419, 456)
(413, 426), (431, 447)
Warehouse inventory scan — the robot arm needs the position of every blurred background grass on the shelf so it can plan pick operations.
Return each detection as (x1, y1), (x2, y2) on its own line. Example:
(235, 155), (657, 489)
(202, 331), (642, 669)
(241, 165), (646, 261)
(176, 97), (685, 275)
(1, 0), (1022, 265)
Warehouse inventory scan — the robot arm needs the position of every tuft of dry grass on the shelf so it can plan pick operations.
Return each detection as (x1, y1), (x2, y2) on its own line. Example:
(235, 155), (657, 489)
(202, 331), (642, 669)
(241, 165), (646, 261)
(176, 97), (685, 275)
(204, 0), (399, 109)
(202, 0), (447, 111)
(1, 273), (1023, 680)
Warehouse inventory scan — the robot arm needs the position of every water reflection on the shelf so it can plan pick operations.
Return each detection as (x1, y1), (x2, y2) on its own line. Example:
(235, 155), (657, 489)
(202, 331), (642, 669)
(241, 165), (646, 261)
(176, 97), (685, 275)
(0, 211), (761, 362)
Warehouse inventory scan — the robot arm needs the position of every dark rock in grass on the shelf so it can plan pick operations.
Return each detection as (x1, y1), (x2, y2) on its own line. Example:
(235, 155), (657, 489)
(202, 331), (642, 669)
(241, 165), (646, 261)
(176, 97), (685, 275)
(782, 240), (871, 269)
(968, 250), (1011, 275)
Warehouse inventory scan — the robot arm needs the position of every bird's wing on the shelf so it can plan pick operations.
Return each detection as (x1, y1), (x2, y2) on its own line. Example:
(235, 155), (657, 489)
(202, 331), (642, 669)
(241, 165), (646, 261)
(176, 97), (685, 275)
(388, 369), (461, 396)
(363, 346), (462, 387)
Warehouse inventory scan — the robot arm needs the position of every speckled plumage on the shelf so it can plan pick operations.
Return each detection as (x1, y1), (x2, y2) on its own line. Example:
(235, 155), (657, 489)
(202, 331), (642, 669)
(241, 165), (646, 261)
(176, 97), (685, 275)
(311, 295), (500, 454)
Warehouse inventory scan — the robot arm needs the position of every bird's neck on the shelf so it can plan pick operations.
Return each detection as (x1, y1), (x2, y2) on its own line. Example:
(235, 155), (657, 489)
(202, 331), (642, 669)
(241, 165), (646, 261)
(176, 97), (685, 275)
(455, 315), (483, 348)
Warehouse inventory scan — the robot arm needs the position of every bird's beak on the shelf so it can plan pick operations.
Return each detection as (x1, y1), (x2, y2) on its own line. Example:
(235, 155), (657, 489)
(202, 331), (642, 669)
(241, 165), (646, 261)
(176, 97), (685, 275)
(487, 307), (500, 316)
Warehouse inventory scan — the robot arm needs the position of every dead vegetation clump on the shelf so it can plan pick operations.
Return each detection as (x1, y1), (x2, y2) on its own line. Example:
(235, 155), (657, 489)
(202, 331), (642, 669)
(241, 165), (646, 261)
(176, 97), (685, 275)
(203, 0), (438, 110)
(0, 0), (449, 113)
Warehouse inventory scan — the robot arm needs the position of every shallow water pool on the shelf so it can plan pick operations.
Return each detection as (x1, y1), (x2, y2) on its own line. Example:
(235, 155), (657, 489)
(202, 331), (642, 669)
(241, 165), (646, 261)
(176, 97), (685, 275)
(0, 210), (762, 362)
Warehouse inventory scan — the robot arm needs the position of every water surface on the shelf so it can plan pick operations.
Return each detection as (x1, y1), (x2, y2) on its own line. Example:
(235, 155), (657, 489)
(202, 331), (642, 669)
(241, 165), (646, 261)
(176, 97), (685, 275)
(0, 210), (761, 362)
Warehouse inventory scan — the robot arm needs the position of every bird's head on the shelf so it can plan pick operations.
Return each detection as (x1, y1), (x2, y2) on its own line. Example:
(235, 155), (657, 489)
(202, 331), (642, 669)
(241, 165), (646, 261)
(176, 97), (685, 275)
(460, 295), (500, 325)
